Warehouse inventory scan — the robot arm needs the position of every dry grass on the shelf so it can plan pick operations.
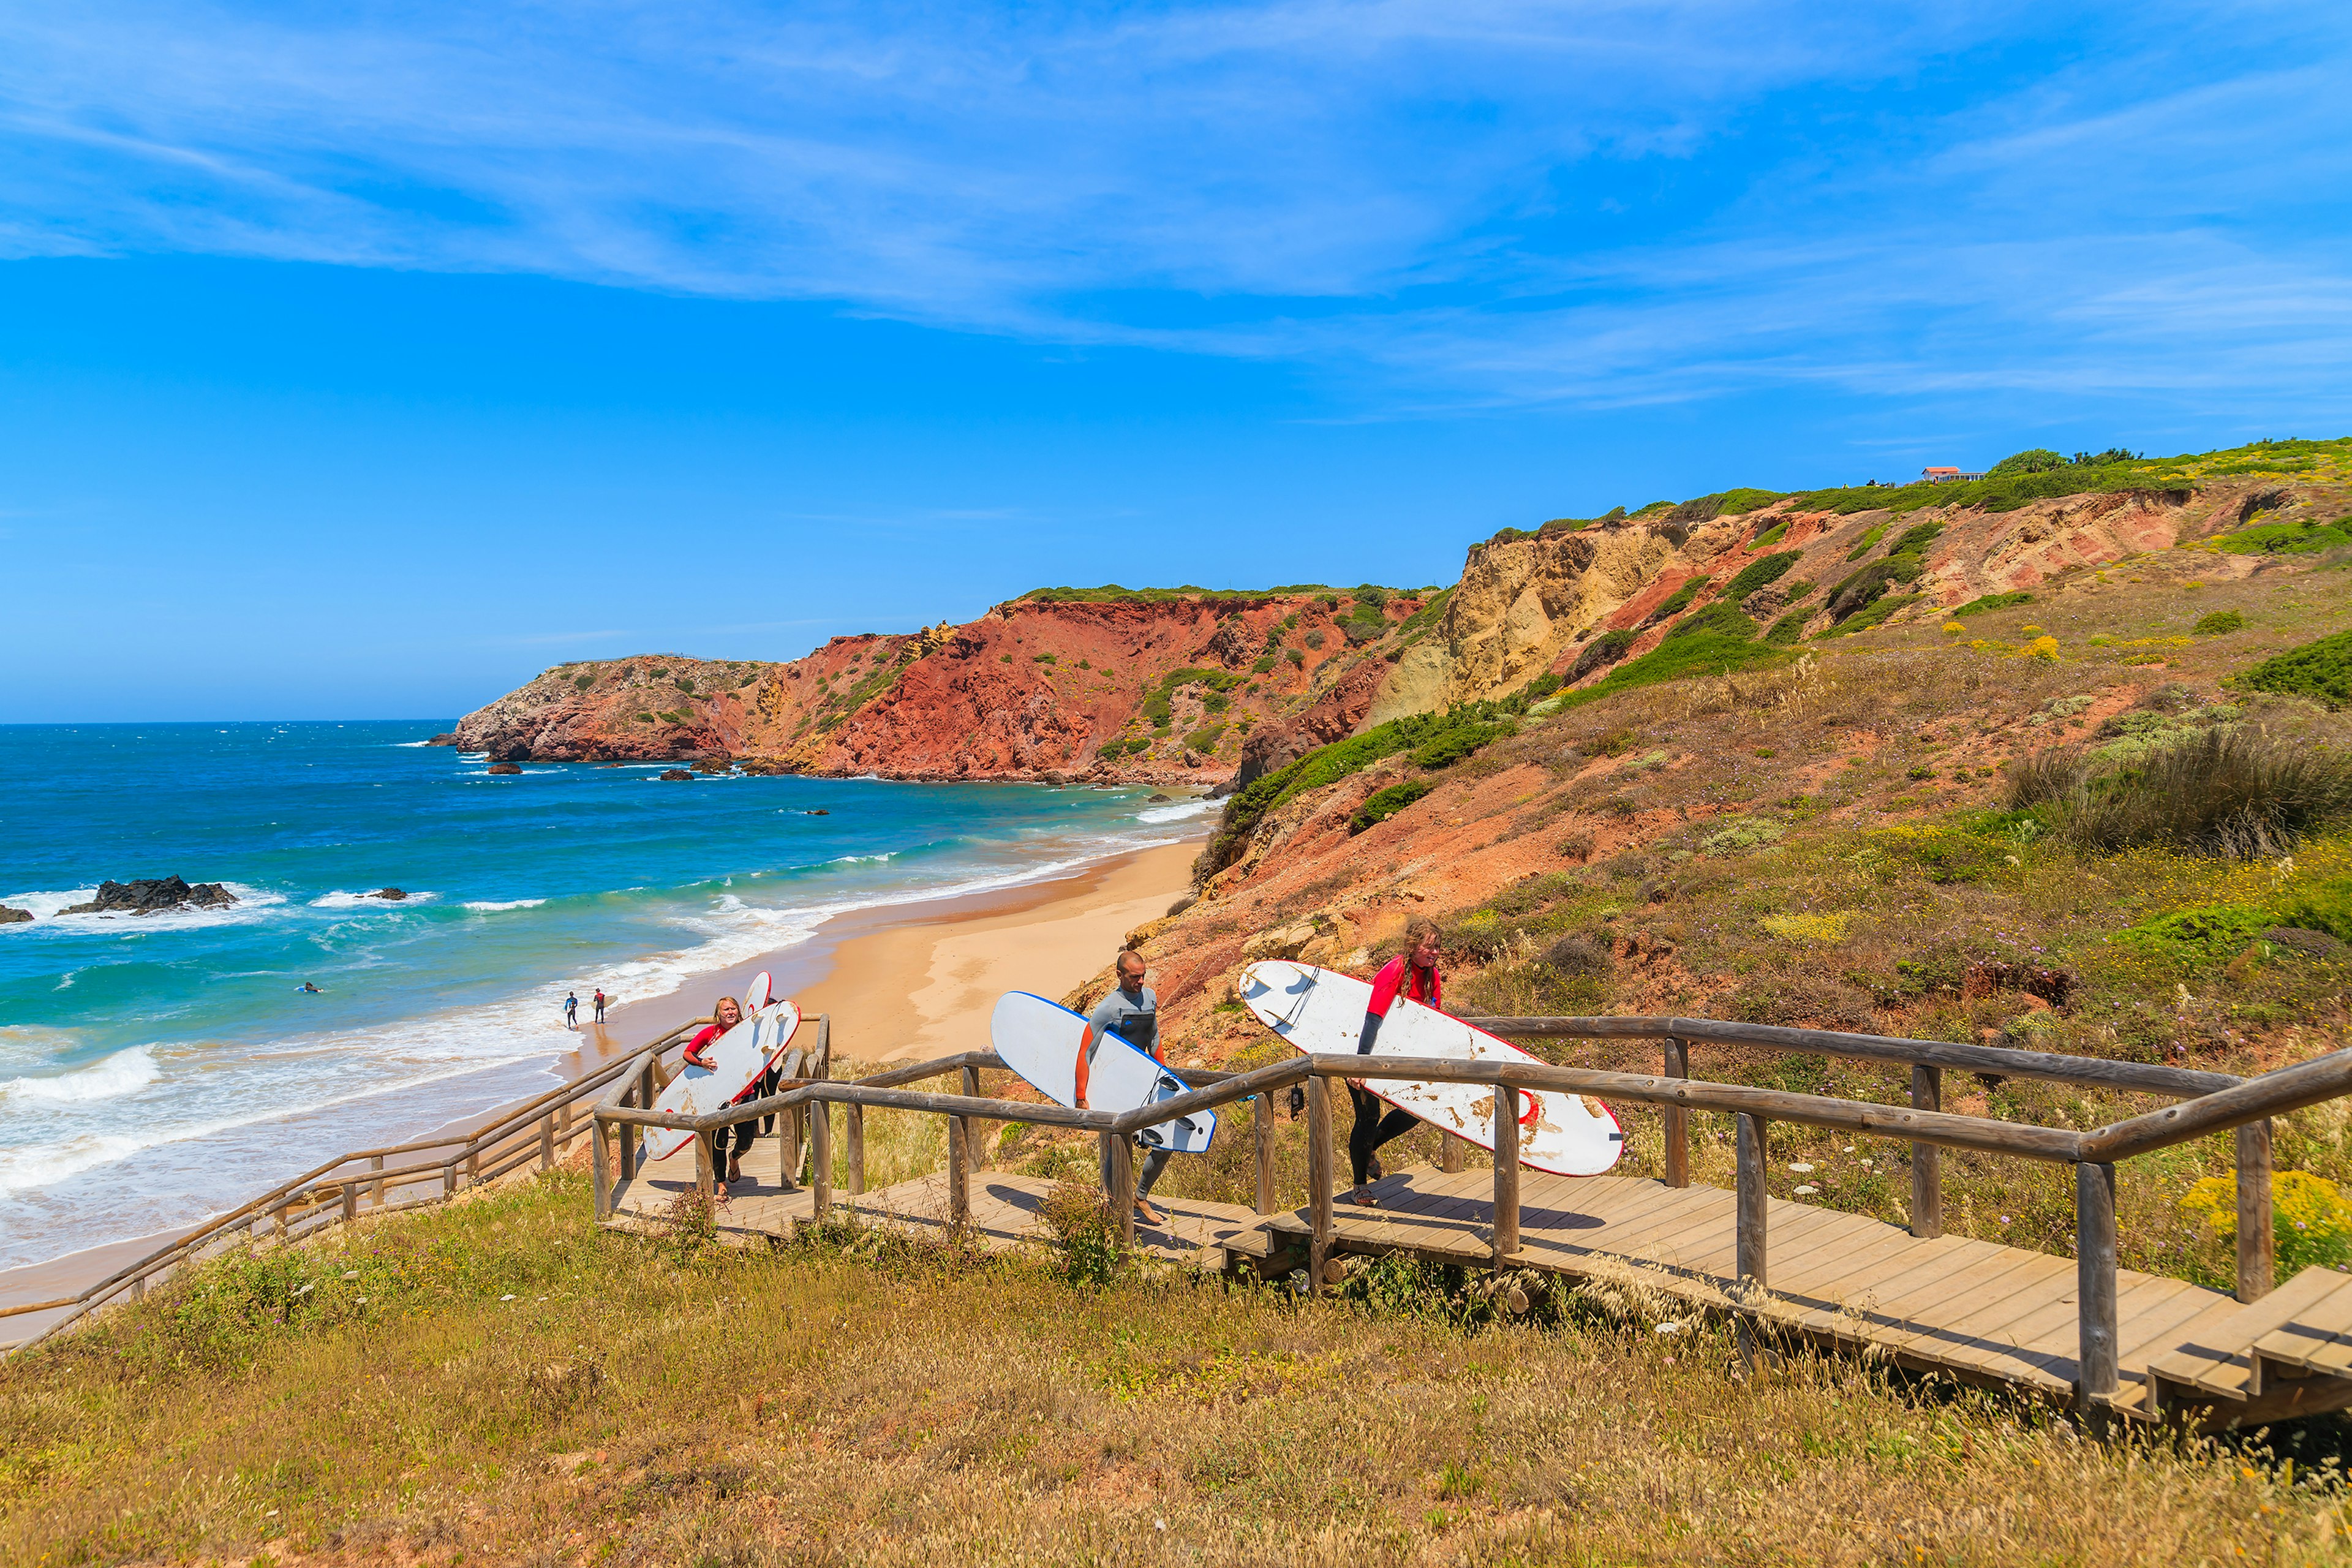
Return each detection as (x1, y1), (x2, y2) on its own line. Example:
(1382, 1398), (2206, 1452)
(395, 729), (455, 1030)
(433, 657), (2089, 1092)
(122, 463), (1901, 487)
(7, 1174), (2351, 1566)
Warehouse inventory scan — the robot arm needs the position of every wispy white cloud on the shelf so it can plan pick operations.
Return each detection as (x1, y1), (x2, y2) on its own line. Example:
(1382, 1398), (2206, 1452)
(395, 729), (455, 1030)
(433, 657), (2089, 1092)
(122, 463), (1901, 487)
(0, 0), (2345, 416)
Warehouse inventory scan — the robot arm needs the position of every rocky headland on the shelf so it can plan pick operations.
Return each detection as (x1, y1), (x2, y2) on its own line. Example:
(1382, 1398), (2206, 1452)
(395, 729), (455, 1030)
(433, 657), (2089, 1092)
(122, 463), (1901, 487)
(444, 451), (2337, 791)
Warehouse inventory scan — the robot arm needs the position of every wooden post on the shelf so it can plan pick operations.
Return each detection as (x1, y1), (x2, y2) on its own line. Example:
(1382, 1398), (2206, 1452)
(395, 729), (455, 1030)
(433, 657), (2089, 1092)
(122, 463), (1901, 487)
(559, 1099), (572, 1148)
(1439, 1131), (1467, 1174)
(962, 1064), (986, 1175)
(592, 1119), (612, 1221)
(846, 1104), (866, 1200)
(539, 1114), (555, 1172)
(694, 1131), (715, 1202)
(132, 1274), (146, 1303)
(1107, 1132), (1136, 1248)
(442, 1162), (457, 1198)
(2077, 1161), (2120, 1420)
(619, 1113), (637, 1181)
(466, 1145), (480, 1188)
(2237, 1120), (2275, 1303)
(812, 1096), (833, 1222)
(1254, 1092), (1278, 1216)
(1306, 1072), (1333, 1292)
(947, 1114), (971, 1228)
(780, 1099), (803, 1189)
(1910, 1065), (1943, 1240)
(341, 1182), (358, 1224)
(1492, 1084), (1521, 1265)
(1735, 1114), (1767, 1295)
(1662, 1037), (1691, 1189)
(273, 1200), (288, 1241)
(370, 1154), (386, 1208)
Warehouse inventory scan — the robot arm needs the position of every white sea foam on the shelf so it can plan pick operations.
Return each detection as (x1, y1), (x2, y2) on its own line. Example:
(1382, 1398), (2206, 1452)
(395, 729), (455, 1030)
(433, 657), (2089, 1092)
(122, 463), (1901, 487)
(311, 889), (439, 909)
(462, 899), (547, 911)
(0, 1046), (160, 1106)
(391, 741), (435, 748)
(2, 882), (288, 930)
(1137, 797), (1216, 824)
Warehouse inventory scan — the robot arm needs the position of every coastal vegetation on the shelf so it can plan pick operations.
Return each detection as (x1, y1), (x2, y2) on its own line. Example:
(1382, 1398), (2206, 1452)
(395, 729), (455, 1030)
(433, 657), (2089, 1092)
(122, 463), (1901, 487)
(10, 1174), (2340, 1565)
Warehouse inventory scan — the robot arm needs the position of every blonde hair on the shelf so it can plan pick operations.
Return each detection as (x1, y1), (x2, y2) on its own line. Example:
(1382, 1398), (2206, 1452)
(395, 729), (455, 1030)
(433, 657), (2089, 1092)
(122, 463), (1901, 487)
(1403, 916), (1441, 954)
(710, 993), (743, 1024)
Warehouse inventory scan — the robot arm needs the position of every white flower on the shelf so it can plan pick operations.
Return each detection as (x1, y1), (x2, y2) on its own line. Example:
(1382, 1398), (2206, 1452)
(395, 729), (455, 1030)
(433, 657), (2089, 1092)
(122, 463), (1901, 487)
(500, 1293), (518, 1302)
(1795, 1185), (1818, 1196)
(1788, 1163), (1815, 1174)
(1654, 1321), (1681, 1335)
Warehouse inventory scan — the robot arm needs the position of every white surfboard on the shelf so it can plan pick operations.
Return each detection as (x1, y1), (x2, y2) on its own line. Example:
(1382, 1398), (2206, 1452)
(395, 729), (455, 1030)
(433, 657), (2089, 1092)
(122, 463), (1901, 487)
(990, 991), (1215, 1155)
(1237, 960), (1623, 1177)
(645, 995), (802, 1163)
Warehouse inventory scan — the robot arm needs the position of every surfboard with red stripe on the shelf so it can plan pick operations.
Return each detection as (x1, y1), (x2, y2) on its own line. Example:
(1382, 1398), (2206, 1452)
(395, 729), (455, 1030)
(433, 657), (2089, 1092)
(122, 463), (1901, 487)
(1237, 960), (1623, 1177)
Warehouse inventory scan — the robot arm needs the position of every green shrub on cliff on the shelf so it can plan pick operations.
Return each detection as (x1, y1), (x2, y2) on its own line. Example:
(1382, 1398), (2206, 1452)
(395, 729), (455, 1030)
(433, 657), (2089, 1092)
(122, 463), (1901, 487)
(1349, 780), (1434, 834)
(2237, 631), (2352, 710)
(1722, 551), (1801, 604)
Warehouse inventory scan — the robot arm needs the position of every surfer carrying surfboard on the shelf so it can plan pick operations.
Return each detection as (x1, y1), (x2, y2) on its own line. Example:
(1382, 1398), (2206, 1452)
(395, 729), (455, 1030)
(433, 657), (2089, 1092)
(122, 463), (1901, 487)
(684, 994), (756, 1185)
(1346, 918), (1444, 1206)
(1082, 951), (1172, 1227)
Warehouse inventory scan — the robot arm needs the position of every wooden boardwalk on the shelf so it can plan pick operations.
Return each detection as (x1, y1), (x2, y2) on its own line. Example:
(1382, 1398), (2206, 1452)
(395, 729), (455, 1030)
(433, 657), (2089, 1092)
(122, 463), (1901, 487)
(606, 1140), (1267, 1272)
(603, 1142), (2352, 1428)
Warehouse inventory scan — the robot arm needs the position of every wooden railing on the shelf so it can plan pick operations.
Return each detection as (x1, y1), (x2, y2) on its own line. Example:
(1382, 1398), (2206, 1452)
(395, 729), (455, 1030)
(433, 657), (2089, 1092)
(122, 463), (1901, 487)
(595, 1016), (2352, 1417)
(0, 1019), (709, 1354)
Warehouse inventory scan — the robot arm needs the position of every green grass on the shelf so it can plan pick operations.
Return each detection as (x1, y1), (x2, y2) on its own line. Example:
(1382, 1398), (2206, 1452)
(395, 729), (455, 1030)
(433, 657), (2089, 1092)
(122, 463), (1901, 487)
(1950, 591), (2035, 617)
(1645, 575), (1709, 624)
(1545, 632), (1790, 713)
(1663, 601), (1758, 643)
(2209, 516), (2352, 556)
(1349, 778), (1435, 833)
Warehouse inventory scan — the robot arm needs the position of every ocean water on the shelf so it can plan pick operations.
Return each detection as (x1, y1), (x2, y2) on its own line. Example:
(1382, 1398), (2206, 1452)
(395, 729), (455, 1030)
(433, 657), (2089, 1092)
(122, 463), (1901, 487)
(0, 722), (1215, 1273)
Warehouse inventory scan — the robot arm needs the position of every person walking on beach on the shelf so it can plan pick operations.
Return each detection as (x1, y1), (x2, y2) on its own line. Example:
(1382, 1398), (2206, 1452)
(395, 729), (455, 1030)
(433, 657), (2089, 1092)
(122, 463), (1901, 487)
(683, 994), (756, 1186)
(1080, 950), (1172, 1229)
(592, 989), (607, 1025)
(564, 991), (579, 1030)
(1346, 917), (1444, 1208)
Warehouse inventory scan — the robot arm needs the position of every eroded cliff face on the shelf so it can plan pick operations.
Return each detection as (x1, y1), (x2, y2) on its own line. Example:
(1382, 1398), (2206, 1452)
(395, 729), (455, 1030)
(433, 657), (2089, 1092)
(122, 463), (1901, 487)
(446, 477), (2318, 776)
(446, 592), (1434, 781)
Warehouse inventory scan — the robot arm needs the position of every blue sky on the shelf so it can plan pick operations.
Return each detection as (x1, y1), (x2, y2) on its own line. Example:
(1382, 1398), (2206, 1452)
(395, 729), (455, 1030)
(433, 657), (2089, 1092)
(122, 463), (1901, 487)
(3, 1), (2348, 721)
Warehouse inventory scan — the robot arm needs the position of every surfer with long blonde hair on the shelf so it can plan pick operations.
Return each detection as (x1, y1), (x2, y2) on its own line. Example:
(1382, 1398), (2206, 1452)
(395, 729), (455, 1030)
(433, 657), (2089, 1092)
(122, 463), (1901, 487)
(684, 993), (756, 1185)
(1345, 917), (1443, 1207)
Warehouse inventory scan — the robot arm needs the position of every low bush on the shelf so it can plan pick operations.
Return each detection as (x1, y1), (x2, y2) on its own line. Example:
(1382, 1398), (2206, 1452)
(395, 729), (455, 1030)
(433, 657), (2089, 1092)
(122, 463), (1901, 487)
(1570, 630), (1637, 679)
(2184, 1170), (2352, 1275)
(1185, 723), (1227, 752)
(2010, 729), (2352, 858)
(1549, 633), (1789, 712)
(1408, 719), (1513, 770)
(1817, 592), (1921, 638)
(1991, 448), (2067, 475)
(2238, 630), (2352, 709)
(1716, 487), (1787, 514)
(2193, 611), (2246, 635)
(1763, 609), (1811, 646)
(1749, 521), (1789, 548)
(1349, 779), (1434, 834)
(1662, 601), (1757, 643)
(1722, 550), (1802, 604)
(1950, 590), (2034, 617)
(2209, 516), (2352, 555)
(1644, 575), (1711, 625)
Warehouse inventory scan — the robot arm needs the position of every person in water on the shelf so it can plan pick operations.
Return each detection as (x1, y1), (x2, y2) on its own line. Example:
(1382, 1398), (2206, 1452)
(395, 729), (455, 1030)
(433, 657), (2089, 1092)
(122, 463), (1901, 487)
(296, 982), (322, 994)
(1080, 950), (1172, 1228)
(1346, 916), (1444, 1207)
(683, 994), (756, 1185)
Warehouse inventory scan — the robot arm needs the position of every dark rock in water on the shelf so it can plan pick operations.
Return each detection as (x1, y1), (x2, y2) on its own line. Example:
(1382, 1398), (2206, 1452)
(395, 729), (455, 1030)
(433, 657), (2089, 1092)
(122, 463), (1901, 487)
(1146, 793), (1172, 803)
(425, 733), (459, 746)
(61, 877), (237, 917)
(695, 758), (732, 774)
(0, 905), (31, 924)
(486, 762), (523, 775)
(373, 888), (408, 902)
(806, 808), (830, 815)
(660, 768), (695, 781)
(1206, 779), (1236, 800)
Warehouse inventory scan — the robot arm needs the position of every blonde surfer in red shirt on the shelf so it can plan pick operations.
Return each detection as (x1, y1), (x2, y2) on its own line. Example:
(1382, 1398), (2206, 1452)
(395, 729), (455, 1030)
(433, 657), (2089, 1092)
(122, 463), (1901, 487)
(1346, 917), (1442, 1207)
(684, 994), (754, 1185)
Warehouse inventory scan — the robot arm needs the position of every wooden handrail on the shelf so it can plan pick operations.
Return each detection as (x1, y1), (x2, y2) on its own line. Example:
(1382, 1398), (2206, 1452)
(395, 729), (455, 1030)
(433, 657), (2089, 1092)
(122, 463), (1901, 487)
(1462, 1014), (2237, 1098)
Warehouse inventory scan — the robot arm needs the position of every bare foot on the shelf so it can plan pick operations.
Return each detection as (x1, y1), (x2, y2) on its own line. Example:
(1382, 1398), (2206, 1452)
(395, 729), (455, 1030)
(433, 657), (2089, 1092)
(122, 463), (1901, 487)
(1135, 1199), (1167, 1227)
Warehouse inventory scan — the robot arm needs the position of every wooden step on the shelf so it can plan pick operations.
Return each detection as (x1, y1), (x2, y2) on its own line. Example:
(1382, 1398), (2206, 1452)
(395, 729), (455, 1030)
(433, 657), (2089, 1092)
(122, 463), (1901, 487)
(2144, 1268), (2352, 1409)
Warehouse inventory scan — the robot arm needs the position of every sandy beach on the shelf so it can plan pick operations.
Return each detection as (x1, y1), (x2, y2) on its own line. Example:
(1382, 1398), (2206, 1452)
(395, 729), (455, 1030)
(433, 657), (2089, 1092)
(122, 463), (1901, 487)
(0, 834), (1203, 1329)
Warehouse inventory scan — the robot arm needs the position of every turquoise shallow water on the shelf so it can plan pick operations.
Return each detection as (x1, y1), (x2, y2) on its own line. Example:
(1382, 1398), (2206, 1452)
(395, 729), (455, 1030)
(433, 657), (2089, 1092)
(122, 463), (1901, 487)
(0, 722), (1212, 1270)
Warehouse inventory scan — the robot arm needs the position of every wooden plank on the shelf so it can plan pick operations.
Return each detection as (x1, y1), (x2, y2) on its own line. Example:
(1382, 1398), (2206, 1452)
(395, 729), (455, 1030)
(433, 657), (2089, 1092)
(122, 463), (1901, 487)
(2000, 1273), (2198, 1384)
(2146, 1267), (2352, 1400)
(2248, 1275), (2352, 1376)
(1841, 1248), (2073, 1362)
(1510, 1186), (1720, 1267)
(1790, 1237), (2002, 1338)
